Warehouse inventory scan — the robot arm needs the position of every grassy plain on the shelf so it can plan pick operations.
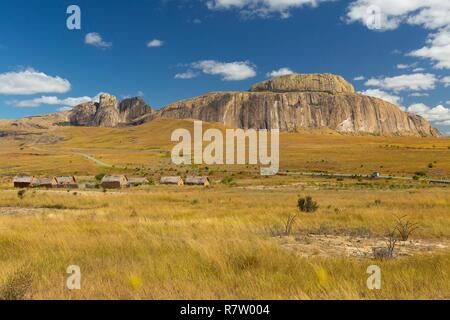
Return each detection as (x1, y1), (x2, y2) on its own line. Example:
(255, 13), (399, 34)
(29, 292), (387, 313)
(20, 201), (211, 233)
(0, 119), (448, 299)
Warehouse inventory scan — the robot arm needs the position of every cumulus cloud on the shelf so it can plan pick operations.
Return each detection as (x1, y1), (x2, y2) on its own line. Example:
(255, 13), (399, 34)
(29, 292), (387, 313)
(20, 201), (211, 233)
(409, 28), (450, 69)
(346, 1), (450, 31)
(365, 73), (437, 92)
(360, 89), (402, 105)
(407, 103), (450, 124)
(85, 32), (112, 48)
(189, 60), (256, 81)
(266, 67), (294, 77)
(147, 39), (164, 48)
(8, 95), (93, 108)
(353, 76), (365, 81)
(206, 0), (332, 18)
(441, 76), (450, 87)
(175, 70), (199, 79)
(0, 69), (71, 95)
(346, 1), (450, 69)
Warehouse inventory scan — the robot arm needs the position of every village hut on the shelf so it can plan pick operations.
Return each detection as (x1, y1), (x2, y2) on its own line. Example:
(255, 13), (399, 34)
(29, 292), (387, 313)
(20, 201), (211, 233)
(160, 176), (184, 186)
(13, 176), (36, 188)
(185, 176), (210, 187)
(128, 177), (149, 186)
(101, 175), (128, 189)
(56, 176), (76, 185)
(38, 177), (57, 188)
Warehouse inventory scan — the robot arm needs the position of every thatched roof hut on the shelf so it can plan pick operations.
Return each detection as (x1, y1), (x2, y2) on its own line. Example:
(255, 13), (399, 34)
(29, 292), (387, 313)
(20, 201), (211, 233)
(38, 177), (57, 188)
(13, 176), (36, 188)
(101, 175), (128, 189)
(128, 177), (149, 186)
(185, 176), (210, 186)
(56, 176), (76, 185)
(160, 176), (184, 186)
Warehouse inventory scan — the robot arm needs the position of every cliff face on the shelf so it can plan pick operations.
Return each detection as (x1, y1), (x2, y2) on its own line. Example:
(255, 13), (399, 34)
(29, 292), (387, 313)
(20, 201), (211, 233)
(157, 74), (441, 137)
(69, 94), (152, 127)
(67, 74), (441, 137)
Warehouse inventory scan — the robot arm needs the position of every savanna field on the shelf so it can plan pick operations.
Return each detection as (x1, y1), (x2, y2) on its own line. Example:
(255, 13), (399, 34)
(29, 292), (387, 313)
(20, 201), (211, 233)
(0, 119), (449, 299)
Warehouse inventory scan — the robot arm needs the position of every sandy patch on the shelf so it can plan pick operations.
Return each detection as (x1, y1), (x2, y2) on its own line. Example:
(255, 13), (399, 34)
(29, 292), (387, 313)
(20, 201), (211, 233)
(279, 234), (449, 259)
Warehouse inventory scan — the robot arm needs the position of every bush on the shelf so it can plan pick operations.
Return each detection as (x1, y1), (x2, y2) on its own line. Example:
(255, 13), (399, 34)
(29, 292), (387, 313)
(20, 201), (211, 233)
(221, 176), (236, 186)
(394, 215), (419, 241)
(17, 189), (26, 199)
(95, 173), (106, 181)
(297, 196), (318, 213)
(415, 171), (427, 177)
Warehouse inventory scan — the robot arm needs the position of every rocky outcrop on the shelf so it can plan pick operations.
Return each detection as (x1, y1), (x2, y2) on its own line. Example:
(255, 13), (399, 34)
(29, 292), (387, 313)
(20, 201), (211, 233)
(70, 102), (98, 126)
(250, 73), (355, 94)
(119, 97), (153, 123)
(67, 74), (441, 136)
(69, 93), (153, 127)
(156, 74), (441, 137)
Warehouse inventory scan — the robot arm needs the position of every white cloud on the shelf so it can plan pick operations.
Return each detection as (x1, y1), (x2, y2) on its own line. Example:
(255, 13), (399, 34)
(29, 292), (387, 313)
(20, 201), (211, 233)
(266, 67), (294, 77)
(413, 68), (425, 72)
(396, 64), (409, 69)
(206, 0), (332, 18)
(409, 28), (450, 69)
(346, 1), (450, 69)
(365, 73), (437, 92)
(0, 69), (71, 95)
(441, 76), (450, 87)
(346, 1), (450, 31)
(360, 89), (402, 105)
(8, 95), (93, 108)
(85, 32), (112, 48)
(353, 76), (365, 81)
(147, 39), (164, 48)
(190, 60), (256, 81)
(175, 70), (199, 79)
(407, 103), (450, 123)
(409, 92), (429, 97)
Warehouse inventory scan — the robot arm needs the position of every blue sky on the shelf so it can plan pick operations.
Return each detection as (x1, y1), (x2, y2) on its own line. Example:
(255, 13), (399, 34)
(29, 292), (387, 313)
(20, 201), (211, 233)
(0, 0), (449, 134)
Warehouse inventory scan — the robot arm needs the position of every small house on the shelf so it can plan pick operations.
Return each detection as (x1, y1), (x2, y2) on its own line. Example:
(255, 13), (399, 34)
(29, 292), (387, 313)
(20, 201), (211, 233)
(160, 176), (184, 186)
(13, 176), (36, 188)
(101, 175), (128, 189)
(56, 176), (77, 185)
(185, 176), (210, 187)
(128, 177), (149, 186)
(38, 177), (58, 189)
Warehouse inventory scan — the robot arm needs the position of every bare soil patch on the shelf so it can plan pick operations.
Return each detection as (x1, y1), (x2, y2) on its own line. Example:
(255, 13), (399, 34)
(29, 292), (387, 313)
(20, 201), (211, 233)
(279, 234), (449, 259)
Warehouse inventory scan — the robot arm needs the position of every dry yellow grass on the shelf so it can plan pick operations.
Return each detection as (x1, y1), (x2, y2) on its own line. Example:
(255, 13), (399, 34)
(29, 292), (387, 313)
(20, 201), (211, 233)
(0, 119), (449, 299)
(0, 185), (448, 299)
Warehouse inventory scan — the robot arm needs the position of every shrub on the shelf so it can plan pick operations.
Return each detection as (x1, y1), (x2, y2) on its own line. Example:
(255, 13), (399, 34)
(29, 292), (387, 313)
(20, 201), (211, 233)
(95, 173), (106, 181)
(297, 196), (318, 213)
(221, 176), (236, 186)
(415, 171), (427, 177)
(17, 189), (26, 199)
(394, 215), (420, 241)
(373, 230), (397, 260)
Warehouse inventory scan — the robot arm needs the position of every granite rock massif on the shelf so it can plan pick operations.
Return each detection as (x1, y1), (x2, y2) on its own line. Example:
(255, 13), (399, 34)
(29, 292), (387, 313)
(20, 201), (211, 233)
(68, 74), (441, 137)
(69, 94), (152, 127)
